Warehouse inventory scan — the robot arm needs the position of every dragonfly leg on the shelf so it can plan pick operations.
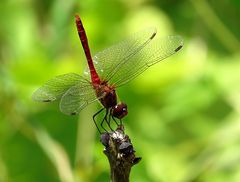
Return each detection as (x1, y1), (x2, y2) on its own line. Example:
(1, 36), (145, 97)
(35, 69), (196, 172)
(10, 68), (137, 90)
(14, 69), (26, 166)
(111, 114), (120, 126)
(100, 109), (110, 133)
(108, 111), (118, 130)
(93, 108), (105, 134)
(104, 109), (114, 131)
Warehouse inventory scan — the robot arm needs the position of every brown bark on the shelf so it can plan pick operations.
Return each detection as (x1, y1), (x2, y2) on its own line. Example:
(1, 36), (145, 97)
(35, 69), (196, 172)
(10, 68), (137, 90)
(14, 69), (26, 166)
(100, 125), (141, 182)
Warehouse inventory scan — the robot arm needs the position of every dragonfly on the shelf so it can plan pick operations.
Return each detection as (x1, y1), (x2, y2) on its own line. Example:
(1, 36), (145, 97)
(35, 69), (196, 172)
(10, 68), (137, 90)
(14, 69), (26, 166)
(32, 14), (183, 133)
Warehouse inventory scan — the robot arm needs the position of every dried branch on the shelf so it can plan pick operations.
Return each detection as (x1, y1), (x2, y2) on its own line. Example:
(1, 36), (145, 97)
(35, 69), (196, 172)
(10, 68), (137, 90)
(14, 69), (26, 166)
(100, 125), (141, 182)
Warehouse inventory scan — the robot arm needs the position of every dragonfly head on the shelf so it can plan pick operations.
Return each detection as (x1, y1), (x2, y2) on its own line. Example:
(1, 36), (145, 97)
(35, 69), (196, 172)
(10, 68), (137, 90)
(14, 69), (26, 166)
(112, 102), (128, 119)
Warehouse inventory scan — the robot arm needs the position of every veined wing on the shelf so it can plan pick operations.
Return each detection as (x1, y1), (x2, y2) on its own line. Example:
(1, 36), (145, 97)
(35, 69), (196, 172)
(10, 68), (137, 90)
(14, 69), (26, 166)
(60, 82), (102, 115)
(109, 35), (183, 87)
(83, 28), (157, 81)
(32, 73), (84, 102)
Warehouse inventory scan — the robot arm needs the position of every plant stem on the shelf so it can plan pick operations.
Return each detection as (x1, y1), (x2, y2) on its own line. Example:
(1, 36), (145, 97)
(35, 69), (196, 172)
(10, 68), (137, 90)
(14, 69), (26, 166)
(100, 125), (141, 182)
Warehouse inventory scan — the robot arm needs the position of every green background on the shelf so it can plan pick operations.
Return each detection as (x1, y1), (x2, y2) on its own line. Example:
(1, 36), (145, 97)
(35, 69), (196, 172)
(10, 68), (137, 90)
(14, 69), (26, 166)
(1, 0), (240, 181)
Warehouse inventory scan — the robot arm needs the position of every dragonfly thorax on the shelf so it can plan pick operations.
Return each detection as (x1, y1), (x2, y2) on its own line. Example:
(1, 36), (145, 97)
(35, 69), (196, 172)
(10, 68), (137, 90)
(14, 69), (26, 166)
(95, 82), (128, 119)
(95, 81), (117, 109)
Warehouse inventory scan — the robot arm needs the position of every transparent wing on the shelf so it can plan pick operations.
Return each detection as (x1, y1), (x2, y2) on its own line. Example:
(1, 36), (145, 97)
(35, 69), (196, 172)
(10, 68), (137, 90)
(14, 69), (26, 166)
(83, 27), (157, 80)
(110, 35), (184, 87)
(32, 73), (84, 102)
(60, 81), (102, 115)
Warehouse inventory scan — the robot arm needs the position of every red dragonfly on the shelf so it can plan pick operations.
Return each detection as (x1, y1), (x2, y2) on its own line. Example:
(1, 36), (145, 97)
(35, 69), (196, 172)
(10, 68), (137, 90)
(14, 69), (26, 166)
(32, 15), (183, 133)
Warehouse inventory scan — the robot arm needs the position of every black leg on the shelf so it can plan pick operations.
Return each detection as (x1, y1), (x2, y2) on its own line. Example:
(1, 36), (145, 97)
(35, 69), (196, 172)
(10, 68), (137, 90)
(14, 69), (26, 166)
(93, 108), (105, 134)
(110, 108), (119, 127)
(104, 109), (114, 131)
(111, 114), (119, 126)
(100, 109), (109, 133)
(108, 112), (112, 128)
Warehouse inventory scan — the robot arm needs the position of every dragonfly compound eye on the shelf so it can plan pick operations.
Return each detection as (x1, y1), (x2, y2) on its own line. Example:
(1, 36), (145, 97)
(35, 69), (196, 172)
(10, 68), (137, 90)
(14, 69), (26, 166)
(112, 103), (128, 119)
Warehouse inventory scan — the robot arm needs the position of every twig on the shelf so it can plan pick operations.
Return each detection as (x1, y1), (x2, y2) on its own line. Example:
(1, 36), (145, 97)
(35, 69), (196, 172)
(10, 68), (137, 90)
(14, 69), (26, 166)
(100, 125), (141, 182)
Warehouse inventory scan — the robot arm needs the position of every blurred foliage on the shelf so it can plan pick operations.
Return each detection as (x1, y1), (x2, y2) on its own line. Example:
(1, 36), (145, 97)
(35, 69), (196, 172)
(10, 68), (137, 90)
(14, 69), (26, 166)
(1, 0), (240, 181)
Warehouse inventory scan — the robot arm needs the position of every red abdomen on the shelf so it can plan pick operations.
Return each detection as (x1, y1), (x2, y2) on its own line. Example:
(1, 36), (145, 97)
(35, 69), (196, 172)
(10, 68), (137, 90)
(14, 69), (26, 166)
(75, 15), (100, 85)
